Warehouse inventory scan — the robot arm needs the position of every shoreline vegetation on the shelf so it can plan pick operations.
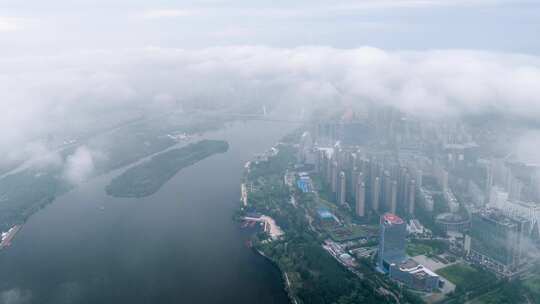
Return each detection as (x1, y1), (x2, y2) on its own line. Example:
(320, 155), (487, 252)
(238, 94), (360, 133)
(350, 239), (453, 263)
(237, 133), (394, 304)
(0, 115), (228, 232)
(106, 140), (229, 198)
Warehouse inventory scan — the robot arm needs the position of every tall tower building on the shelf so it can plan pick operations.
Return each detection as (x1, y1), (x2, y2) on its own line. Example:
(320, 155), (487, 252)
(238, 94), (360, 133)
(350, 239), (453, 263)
(372, 177), (381, 212)
(338, 171), (347, 205)
(351, 168), (361, 197)
(382, 171), (392, 212)
(508, 177), (522, 201)
(326, 155), (333, 185)
(485, 162), (494, 204)
(408, 180), (416, 216)
(331, 161), (339, 194)
(316, 150), (325, 173)
(416, 169), (423, 189)
(378, 213), (407, 271)
(390, 180), (398, 214)
(356, 181), (366, 217)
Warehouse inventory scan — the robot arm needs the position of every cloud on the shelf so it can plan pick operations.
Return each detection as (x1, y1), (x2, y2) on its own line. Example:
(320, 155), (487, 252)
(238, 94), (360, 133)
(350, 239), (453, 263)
(62, 146), (101, 185)
(0, 17), (25, 32)
(0, 289), (32, 304)
(1, 46), (540, 164)
(137, 1), (524, 21)
(142, 9), (197, 19)
(514, 130), (540, 165)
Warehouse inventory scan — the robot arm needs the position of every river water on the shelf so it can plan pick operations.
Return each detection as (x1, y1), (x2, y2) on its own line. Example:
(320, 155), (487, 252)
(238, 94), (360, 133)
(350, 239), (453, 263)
(0, 121), (293, 304)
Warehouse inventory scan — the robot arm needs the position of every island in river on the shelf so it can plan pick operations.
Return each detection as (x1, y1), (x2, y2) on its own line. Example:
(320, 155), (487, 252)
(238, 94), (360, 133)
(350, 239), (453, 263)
(106, 139), (229, 198)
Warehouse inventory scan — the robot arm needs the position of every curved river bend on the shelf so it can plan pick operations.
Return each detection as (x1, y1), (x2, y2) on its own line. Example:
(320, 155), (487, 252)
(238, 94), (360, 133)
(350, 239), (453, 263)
(0, 121), (293, 304)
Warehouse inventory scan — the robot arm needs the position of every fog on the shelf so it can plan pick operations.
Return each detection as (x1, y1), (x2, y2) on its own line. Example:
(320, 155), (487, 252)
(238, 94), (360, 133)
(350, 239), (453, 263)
(2, 0), (540, 168)
(2, 2), (540, 303)
(1, 47), (540, 169)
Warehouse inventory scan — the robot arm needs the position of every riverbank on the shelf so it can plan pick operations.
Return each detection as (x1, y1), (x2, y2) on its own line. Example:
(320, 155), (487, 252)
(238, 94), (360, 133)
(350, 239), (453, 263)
(253, 247), (298, 304)
(0, 120), (294, 304)
(0, 225), (21, 249)
(237, 137), (394, 303)
(106, 140), (229, 198)
(0, 114), (228, 233)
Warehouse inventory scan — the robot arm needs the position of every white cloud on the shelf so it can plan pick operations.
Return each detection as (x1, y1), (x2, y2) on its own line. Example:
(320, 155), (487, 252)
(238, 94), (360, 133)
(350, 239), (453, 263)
(0, 17), (25, 32)
(62, 146), (101, 185)
(1, 46), (540, 163)
(0, 288), (32, 304)
(142, 9), (197, 19)
(138, 1), (522, 21)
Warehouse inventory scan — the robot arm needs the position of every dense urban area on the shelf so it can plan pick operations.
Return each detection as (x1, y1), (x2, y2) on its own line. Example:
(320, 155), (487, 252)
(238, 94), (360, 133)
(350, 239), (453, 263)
(238, 107), (540, 304)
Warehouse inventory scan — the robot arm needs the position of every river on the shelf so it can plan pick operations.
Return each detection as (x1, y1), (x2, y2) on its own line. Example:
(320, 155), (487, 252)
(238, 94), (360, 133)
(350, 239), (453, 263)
(0, 120), (294, 304)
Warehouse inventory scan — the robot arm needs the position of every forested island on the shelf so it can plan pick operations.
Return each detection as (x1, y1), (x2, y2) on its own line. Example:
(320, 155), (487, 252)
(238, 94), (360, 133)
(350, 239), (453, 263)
(106, 140), (229, 198)
(0, 115), (228, 231)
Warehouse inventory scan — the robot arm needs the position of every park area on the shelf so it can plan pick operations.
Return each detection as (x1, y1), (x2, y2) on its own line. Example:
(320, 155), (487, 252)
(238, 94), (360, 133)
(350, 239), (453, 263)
(406, 242), (434, 257)
(436, 263), (495, 292)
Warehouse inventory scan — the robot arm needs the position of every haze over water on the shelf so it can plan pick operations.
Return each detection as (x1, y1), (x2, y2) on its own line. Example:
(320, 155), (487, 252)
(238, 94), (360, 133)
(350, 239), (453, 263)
(0, 121), (293, 304)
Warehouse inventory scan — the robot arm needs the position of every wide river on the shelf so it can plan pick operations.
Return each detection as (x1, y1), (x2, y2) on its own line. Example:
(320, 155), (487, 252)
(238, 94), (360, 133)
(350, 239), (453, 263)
(0, 121), (294, 304)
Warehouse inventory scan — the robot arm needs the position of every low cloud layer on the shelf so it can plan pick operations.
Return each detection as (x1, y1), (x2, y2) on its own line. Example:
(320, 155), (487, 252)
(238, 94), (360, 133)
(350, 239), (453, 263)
(0, 288), (32, 304)
(1, 46), (540, 164)
(62, 146), (101, 185)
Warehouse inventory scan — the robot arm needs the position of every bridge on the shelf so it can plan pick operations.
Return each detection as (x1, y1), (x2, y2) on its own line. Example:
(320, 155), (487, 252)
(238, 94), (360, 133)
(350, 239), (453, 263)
(192, 106), (308, 124)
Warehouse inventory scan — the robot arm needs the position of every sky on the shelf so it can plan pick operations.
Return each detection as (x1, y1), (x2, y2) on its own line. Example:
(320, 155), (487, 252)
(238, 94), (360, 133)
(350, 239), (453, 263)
(1, 0), (540, 172)
(1, 0), (540, 54)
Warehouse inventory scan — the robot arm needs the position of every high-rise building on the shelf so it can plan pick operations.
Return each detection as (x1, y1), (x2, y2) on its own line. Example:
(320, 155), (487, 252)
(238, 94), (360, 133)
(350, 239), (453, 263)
(508, 176), (523, 201)
(338, 171), (346, 205)
(298, 131), (313, 163)
(326, 155), (333, 185)
(378, 213), (407, 271)
(356, 181), (366, 217)
(390, 180), (398, 214)
(331, 161), (339, 194)
(372, 177), (381, 212)
(485, 161), (494, 204)
(468, 209), (528, 275)
(382, 171), (392, 213)
(316, 150), (326, 173)
(351, 168), (361, 198)
(416, 169), (423, 189)
(408, 180), (416, 216)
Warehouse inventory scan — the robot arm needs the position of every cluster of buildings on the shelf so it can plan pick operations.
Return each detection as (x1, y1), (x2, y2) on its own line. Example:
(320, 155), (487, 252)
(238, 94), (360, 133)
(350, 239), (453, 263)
(459, 157), (540, 276)
(465, 208), (529, 277)
(304, 136), (423, 221)
(484, 160), (540, 240)
(296, 107), (540, 285)
(378, 213), (442, 292)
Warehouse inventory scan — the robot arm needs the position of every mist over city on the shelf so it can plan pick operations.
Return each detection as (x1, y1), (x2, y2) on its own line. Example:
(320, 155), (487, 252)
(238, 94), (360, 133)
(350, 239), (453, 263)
(1, 1), (540, 303)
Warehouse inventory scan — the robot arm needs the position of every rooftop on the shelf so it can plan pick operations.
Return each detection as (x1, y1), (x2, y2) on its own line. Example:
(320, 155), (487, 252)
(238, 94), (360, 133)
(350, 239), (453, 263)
(383, 213), (404, 225)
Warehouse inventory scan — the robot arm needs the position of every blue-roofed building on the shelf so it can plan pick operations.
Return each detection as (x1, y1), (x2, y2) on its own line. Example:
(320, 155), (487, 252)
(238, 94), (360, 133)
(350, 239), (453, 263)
(296, 176), (312, 193)
(317, 208), (334, 219)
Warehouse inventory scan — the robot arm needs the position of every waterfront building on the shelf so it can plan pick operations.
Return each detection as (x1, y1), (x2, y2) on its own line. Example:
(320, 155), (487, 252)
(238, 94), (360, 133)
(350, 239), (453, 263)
(378, 213), (407, 271)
